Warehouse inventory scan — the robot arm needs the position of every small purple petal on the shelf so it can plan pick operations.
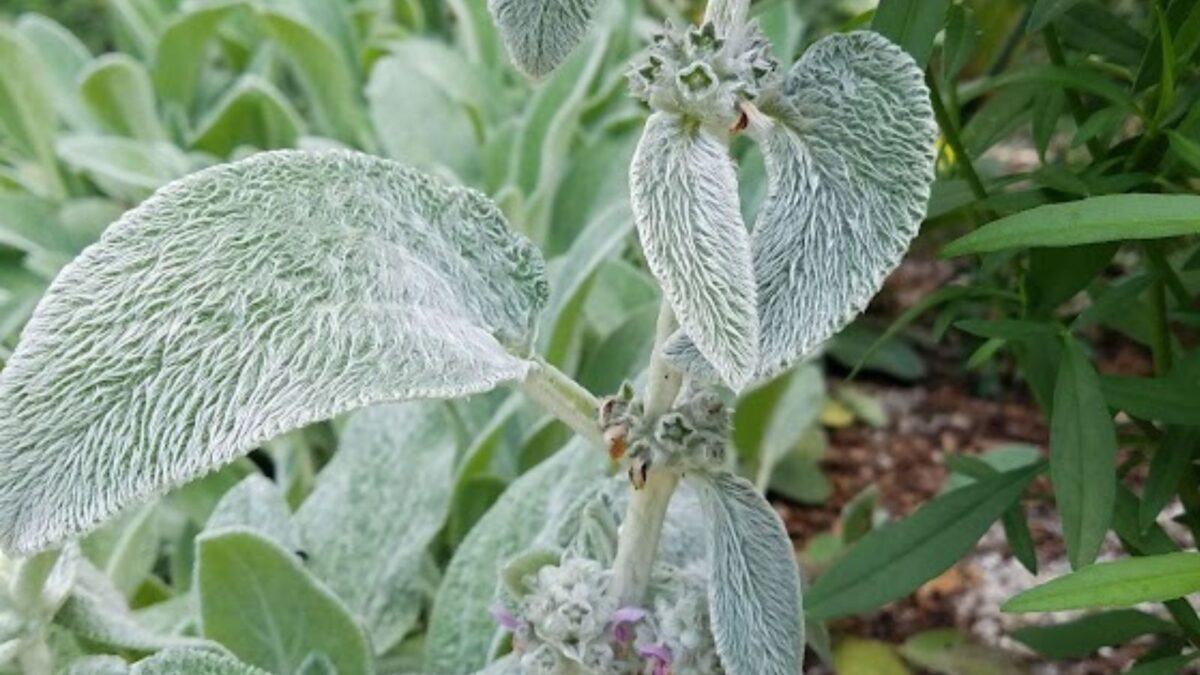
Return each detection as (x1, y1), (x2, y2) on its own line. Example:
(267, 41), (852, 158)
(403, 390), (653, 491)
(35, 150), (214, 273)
(639, 642), (673, 674)
(489, 604), (522, 631)
(610, 606), (647, 642)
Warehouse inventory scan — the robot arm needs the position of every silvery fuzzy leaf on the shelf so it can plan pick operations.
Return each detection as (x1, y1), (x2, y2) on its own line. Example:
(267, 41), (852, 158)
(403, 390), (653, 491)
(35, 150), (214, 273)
(130, 648), (270, 675)
(0, 149), (548, 555)
(695, 472), (803, 675)
(425, 439), (607, 673)
(488, 0), (599, 77)
(295, 401), (457, 655)
(632, 112), (758, 390)
(667, 32), (935, 383)
(204, 475), (300, 551)
(751, 31), (935, 379)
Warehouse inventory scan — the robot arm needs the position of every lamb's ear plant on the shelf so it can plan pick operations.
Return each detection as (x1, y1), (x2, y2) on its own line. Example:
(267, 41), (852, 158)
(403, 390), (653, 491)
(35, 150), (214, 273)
(0, 0), (935, 672)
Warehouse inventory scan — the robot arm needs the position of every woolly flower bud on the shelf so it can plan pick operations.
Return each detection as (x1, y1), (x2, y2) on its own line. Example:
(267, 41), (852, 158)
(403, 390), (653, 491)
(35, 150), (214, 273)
(628, 20), (778, 130)
(522, 557), (617, 659)
(653, 565), (722, 673)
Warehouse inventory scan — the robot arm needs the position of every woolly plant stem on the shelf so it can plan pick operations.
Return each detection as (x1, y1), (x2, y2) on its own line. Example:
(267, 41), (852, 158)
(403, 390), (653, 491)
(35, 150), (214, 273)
(611, 302), (684, 606)
(521, 356), (604, 446)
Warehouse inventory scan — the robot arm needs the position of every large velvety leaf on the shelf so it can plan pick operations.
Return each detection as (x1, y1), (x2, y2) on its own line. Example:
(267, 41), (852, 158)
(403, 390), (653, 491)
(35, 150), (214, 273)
(295, 401), (457, 655)
(204, 474), (299, 549)
(425, 439), (607, 672)
(0, 149), (547, 555)
(697, 473), (804, 675)
(488, 0), (598, 77)
(750, 31), (935, 381)
(633, 112), (759, 390)
(16, 14), (95, 132)
(197, 528), (373, 674)
(153, 1), (240, 110)
(1003, 553), (1200, 612)
(1051, 337), (1117, 569)
(807, 463), (1042, 619)
(57, 135), (192, 201)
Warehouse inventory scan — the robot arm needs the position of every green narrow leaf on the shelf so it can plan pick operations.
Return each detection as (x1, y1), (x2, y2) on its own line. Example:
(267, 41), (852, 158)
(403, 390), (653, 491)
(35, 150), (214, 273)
(197, 529), (373, 674)
(295, 402), (457, 655)
(189, 75), (303, 156)
(1101, 375), (1200, 425)
(1167, 130), (1200, 174)
(697, 472), (804, 675)
(79, 54), (167, 141)
(259, 10), (369, 148)
(1010, 610), (1177, 659)
(1125, 653), (1200, 675)
(807, 463), (1042, 619)
(16, 13), (95, 132)
(1051, 336), (1117, 569)
(1026, 0), (1088, 32)
(942, 195), (1200, 256)
(941, 3), (976, 80)
(752, 364), (824, 491)
(871, 0), (951, 67)
(0, 23), (60, 184)
(0, 150), (546, 555)
(1141, 427), (1200, 532)
(632, 112), (759, 390)
(1027, 243), (1119, 314)
(538, 204), (633, 366)
(1004, 552), (1200, 612)
(153, 1), (240, 110)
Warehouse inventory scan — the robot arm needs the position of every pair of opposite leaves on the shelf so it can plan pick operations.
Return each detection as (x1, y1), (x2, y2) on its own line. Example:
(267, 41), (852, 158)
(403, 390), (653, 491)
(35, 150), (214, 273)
(0, 15), (934, 564)
(491, 0), (934, 388)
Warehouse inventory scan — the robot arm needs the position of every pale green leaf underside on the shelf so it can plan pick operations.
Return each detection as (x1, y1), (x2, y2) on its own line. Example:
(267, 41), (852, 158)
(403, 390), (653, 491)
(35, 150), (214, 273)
(79, 53), (167, 142)
(697, 472), (804, 675)
(425, 439), (607, 673)
(488, 0), (599, 77)
(634, 112), (758, 390)
(296, 401), (457, 655)
(131, 648), (272, 675)
(669, 32), (936, 384)
(197, 528), (374, 675)
(0, 149), (547, 555)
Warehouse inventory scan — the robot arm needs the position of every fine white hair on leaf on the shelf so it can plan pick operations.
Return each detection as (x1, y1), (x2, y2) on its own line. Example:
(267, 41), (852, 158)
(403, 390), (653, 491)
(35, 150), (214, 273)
(752, 31), (936, 380)
(0, 149), (548, 555)
(695, 472), (804, 675)
(667, 31), (936, 385)
(488, 0), (599, 78)
(632, 112), (759, 391)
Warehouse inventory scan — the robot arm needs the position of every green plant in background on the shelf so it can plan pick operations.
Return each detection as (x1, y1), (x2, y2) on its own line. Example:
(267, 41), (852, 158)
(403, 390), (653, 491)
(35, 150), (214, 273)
(0, 0), (943, 673)
(822, 0), (1200, 671)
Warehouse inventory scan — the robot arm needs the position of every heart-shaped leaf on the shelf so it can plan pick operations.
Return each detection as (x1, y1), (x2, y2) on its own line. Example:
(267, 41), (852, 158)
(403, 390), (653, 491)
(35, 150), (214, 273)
(750, 31), (935, 379)
(632, 112), (758, 390)
(0, 150), (547, 555)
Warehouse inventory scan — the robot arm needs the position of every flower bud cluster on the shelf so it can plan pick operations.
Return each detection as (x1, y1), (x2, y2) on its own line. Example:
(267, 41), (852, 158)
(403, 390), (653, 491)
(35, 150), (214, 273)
(599, 385), (732, 487)
(627, 19), (778, 130)
(495, 554), (724, 674)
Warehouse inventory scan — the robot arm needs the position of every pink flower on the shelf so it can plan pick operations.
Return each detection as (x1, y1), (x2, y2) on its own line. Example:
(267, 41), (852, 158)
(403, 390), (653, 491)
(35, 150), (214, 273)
(638, 643), (673, 675)
(610, 606), (647, 642)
